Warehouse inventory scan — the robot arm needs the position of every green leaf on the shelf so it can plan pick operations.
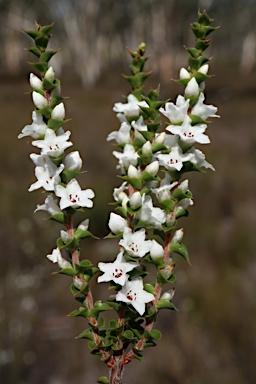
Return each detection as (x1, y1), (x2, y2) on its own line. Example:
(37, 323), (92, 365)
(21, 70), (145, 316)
(68, 307), (88, 318)
(170, 242), (190, 264)
(157, 199), (175, 213)
(74, 228), (98, 241)
(56, 268), (76, 277)
(70, 284), (80, 296)
(105, 300), (120, 312)
(97, 377), (110, 384)
(90, 301), (112, 317)
(121, 175), (142, 190)
(198, 11), (213, 26)
(41, 50), (59, 63)
(186, 47), (200, 58)
(35, 35), (50, 50)
(27, 47), (41, 57)
(121, 330), (134, 340)
(76, 328), (94, 340)
(133, 352), (144, 361)
(49, 212), (66, 224)
(143, 283), (156, 296)
(157, 299), (178, 311)
(172, 188), (188, 202)
(29, 61), (48, 75)
(149, 329), (162, 340)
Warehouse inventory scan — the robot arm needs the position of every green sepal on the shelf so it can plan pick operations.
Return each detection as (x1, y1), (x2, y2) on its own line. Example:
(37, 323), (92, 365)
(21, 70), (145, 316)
(49, 212), (67, 224)
(41, 50), (59, 63)
(157, 199), (175, 213)
(120, 330), (134, 341)
(143, 283), (156, 296)
(157, 299), (178, 311)
(74, 228), (98, 241)
(145, 329), (162, 340)
(90, 301), (112, 318)
(137, 149), (152, 164)
(55, 267), (76, 277)
(29, 61), (48, 75)
(27, 47), (41, 57)
(186, 47), (200, 58)
(175, 208), (189, 219)
(170, 242), (190, 264)
(121, 175), (142, 190)
(76, 328), (94, 340)
(49, 154), (64, 167)
(172, 187), (192, 202)
(68, 307), (88, 318)
(61, 169), (81, 184)
(97, 377), (110, 384)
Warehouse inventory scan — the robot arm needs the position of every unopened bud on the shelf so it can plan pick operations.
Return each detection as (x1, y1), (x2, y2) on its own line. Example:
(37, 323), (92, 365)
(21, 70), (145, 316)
(144, 161), (159, 176)
(108, 212), (127, 234)
(198, 64), (209, 75)
(78, 219), (89, 231)
(45, 66), (55, 82)
(64, 151), (82, 171)
(161, 288), (175, 301)
(142, 141), (152, 156)
(32, 91), (48, 109)
(128, 164), (140, 179)
(30, 73), (43, 89)
(185, 78), (199, 97)
(51, 102), (65, 120)
(150, 240), (164, 259)
(155, 132), (166, 144)
(129, 192), (142, 210)
(179, 67), (190, 79)
(60, 230), (72, 244)
(73, 276), (84, 290)
(171, 228), (184, 243)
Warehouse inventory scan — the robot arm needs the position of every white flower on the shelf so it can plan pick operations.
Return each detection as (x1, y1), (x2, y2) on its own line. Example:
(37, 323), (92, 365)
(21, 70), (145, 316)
(116, 277), (154, 315)
(150, 240), (164, 259)
(151, 174), (178, 201)
(44, 66), (55, 82)
(185, 77), (199, 97)
(107, 121), (131, 144)
(18, 111), (47, 139)
(46, 248), (72, 269)
(191, 93), (219, 120)
(156, 145), (192, 171)
(113, 94), (148, 117)
(32, 91), (48, 109)
(187, 147), (215, 171)
(30, 73), (43, 89)
(51, 103), (65, 120)
(136, 195), (166, 229)
(167, 115), (210, 144)
(108, 213), (128, 234)
(32, 128), (73, 158)
(179, 67), (190, 79)
(113, 182), (129, 202)
(63, 151), (82, 171)
(119, 227), (152, 258)
(159, 95), (189, 124)
(113, 144), (138, 170)
(29, 156), (64, 192)
(131, 116), (148, 142)
(98, 251), (138, 286)
(35, 194), (61, 215)
(55, 178), (95, 210)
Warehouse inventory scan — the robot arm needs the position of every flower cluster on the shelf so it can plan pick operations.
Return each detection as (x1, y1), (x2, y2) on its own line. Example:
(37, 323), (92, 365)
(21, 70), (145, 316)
(18, 23), (95, 283)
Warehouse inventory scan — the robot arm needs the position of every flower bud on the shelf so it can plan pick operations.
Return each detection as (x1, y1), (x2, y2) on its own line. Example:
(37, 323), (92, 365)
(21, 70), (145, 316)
(161, 288), (175, 301)
(129, 191), (142, 210)
(73, 276), (84, 290)
(144, 161), (159, 176)
(171, 228), (184, 243)
(77, 219), (89, 231)
(142, 141), (152, 156)
(179, 67), (190, 79)
(60, 230), (72, 244)
(108, 212), (127, 234)
(150, 240), (164, 259)
(32, 91), (48, 109)
(185, 78), (199, 97)
(44, 66), (55, 82)
(51, 102), (65, 120)
(30, 73), (43, 89)
(162, 258), (175, 279)
(128, 164), (140, 179)
(198, 64), (209, 75)
(64, 151), (82, 171)
(179, 179), (189, 192)
(155, 132), (166, 144)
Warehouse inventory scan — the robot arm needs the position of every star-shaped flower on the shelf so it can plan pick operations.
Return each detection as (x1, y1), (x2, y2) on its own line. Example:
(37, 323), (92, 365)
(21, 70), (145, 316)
(32, 128), (73, 158)
(46, 247), (72, 269)
(113, 94), (149, 117)
(156, 145), (192, 171)
(191, 93), (219, 120)
(18, 112), (47, 139)
(35, 194), (62, 215)
(55, 178), (95, 210)
(28, 156), (64, 192)
(113, 144), (138, 170)
(151, 174), (178, 201)
(187, 147), (215, 171)
(167, 115), (210, 144)
(116, 277), (155, 315)
(159, 95), (189, 124)
(119, 227), (152, 258)
(107, 121), (131, 144)
(98, 251), (138, 286)
(135, 195), (166, 229)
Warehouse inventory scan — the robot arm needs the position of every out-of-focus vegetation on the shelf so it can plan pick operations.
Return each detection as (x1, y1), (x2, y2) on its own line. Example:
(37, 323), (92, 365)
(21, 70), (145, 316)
(1, 1), (256, 383)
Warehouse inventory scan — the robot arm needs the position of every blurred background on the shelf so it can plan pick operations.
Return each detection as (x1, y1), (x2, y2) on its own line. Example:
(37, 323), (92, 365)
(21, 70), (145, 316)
(1, 0), (256, 383)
